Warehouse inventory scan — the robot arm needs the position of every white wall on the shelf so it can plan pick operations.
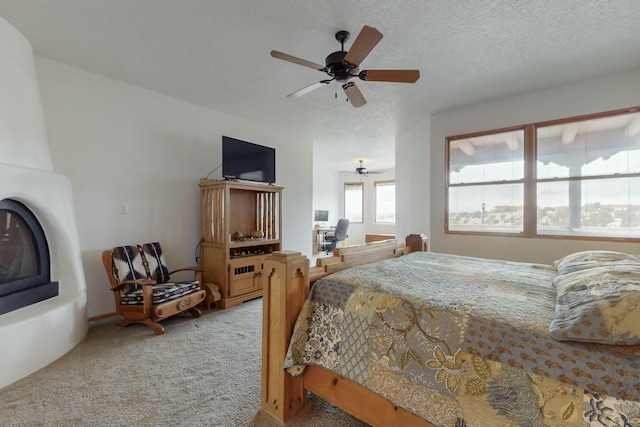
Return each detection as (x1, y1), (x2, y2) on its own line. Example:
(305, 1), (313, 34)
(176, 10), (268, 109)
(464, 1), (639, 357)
(312, 167), (338, 219)
(396, 118), (430, 244)
(312, 149), (341, 229)
(35, 58), (313, 317)
(428, 69), (640, 263)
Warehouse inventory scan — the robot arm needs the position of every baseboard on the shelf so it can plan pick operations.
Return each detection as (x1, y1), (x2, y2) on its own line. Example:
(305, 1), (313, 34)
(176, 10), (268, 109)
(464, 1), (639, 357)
(88, 312), (117, 322)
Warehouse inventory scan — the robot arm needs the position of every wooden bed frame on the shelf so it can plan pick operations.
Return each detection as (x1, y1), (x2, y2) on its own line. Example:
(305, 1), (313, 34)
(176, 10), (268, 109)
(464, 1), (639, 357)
(261, 239), (433, 427)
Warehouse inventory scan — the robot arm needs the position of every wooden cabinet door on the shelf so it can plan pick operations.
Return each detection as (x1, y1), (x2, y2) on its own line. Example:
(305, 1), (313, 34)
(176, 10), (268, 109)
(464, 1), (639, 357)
(228, 257), (264, 298)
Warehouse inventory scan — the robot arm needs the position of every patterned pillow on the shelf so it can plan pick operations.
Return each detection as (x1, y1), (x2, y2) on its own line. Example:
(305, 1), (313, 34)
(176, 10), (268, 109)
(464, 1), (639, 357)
(110, 242), (171, 291)
(139, 242), (171, 284)
(111, 245), (147, 283)
(549, 264), (640, 345)
(553, 250), (640, 275)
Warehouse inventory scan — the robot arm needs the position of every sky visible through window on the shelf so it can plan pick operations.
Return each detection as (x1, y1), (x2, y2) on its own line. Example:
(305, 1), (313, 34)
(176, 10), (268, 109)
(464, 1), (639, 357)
(376, 182), (395, 223)
(345, 183), (363, 222)
(450, 150), (640, 212)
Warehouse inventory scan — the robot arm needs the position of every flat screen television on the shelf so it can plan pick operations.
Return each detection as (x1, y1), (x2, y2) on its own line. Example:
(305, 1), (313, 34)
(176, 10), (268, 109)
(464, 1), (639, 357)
(222, 136), (276, 184)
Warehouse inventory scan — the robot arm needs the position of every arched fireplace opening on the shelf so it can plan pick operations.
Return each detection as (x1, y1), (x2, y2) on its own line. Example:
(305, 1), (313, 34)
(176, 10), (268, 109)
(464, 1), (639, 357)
(0, 199), (59, 315)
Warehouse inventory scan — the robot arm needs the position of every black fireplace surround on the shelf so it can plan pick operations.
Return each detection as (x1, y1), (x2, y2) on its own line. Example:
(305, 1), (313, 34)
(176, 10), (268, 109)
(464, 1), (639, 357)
(0, 199), (59, 315)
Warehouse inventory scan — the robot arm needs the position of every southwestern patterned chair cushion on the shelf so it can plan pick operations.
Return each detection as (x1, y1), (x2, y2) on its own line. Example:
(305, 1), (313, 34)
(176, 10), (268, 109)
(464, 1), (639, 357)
(110, 242), (200, 305)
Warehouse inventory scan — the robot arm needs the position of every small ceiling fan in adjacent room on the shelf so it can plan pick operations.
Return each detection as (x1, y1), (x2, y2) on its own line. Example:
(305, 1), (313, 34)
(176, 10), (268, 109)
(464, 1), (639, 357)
(348, 160), (383, 176)
(270, 25), (420, 108)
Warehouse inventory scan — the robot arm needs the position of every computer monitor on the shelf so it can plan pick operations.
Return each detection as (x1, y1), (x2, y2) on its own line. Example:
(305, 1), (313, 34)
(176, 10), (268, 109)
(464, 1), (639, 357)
(314, 210), (329, 222)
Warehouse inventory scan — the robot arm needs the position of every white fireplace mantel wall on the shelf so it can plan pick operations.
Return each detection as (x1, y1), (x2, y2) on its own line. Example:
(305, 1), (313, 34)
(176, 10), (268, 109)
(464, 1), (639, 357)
(0, 16), (87, 389)
(0, 19), (51, 171)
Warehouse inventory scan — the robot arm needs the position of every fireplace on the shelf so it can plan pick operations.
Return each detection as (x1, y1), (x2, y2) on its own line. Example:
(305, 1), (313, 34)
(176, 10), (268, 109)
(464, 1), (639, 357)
(0, 199), (59, 315)
(0, 15), (87, 390)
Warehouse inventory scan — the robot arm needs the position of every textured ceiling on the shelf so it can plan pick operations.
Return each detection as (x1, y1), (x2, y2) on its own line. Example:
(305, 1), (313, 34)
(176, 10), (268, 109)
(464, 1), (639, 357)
(1, 1), (640, 172)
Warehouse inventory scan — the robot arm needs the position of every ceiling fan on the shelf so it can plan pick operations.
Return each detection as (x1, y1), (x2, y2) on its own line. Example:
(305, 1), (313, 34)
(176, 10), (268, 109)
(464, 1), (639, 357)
(270, 25), (420, 108)
(354, 160), (383, 175)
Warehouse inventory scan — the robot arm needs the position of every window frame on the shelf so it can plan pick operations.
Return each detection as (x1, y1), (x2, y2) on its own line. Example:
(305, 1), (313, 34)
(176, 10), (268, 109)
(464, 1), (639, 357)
(445, 106), (640, 242)
(374, 180), (396, 224)
(344, 181), (364, 224)
(446, 125), (528, 237)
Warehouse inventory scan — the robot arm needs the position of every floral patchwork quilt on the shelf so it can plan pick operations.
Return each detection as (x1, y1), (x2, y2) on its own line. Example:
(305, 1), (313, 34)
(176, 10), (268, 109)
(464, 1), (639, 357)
(284, 252), (640, 427)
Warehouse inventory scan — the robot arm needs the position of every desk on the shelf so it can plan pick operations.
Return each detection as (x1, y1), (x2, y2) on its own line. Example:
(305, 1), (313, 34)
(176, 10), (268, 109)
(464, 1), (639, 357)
(312, 228), (333, 255)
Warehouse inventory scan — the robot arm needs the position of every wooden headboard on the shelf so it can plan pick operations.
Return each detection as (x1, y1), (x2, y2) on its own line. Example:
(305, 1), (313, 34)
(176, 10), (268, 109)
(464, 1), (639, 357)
(310, 239), (406, 282)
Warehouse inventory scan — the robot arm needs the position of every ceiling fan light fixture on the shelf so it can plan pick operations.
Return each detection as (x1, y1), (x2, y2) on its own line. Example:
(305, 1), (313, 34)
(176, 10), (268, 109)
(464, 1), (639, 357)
(270, 25), (420, 107)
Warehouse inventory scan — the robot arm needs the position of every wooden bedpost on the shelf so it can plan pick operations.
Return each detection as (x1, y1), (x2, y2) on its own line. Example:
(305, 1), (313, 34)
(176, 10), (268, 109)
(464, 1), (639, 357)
(261, 251), (310, 422)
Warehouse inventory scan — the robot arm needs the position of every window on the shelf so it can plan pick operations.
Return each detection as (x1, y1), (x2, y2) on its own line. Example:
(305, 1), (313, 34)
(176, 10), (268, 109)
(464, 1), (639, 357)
(448, 129), (525, 234)
(537, 112), (640, 238)
(446, 107), (640, 240)
(374, 180), (395, 223)
(344, 182), (363, 223)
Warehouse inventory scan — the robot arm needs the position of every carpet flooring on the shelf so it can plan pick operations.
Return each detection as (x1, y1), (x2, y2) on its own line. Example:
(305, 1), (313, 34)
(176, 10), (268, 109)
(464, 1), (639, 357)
(0, 298), (368, 427)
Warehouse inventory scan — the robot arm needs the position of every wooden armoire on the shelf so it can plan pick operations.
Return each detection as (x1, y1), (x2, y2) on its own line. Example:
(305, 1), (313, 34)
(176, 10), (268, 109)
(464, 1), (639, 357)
(199, 179), (282, 308)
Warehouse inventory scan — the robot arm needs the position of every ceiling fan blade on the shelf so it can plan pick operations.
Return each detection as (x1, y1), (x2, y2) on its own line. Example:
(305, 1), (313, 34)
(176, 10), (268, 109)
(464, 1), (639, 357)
(287, 80), (331, 98)
(359, 70), (420, 83)
(343, 25), (383, 69)
(342, 82), (367, 108)
(270, 50), (327, 71)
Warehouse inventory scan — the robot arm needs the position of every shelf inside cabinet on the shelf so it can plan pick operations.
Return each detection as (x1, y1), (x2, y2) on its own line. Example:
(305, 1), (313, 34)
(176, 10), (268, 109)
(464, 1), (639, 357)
(229, 239), (279, 248)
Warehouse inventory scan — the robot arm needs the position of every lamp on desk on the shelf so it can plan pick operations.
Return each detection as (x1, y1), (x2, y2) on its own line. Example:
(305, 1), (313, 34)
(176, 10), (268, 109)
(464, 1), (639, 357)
(314, 210), (328, 229)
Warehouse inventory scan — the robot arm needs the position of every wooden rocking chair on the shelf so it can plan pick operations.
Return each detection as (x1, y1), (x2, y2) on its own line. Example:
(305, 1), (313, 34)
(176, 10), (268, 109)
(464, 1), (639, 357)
(102, 242), (206, 335)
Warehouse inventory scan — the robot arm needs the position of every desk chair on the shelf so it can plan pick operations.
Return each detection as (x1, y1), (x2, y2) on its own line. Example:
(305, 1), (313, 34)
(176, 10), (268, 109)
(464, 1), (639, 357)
(324, 218), (349, 254)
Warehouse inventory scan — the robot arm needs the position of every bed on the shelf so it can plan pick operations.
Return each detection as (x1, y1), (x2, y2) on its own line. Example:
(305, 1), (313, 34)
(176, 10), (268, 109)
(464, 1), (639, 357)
(261, 240), (640, 427)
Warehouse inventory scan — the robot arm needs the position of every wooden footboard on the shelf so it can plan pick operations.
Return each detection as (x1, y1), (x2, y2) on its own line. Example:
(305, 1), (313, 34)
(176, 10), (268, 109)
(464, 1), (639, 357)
(261, 251), (309, 421)
(261, 240), (433, 426)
